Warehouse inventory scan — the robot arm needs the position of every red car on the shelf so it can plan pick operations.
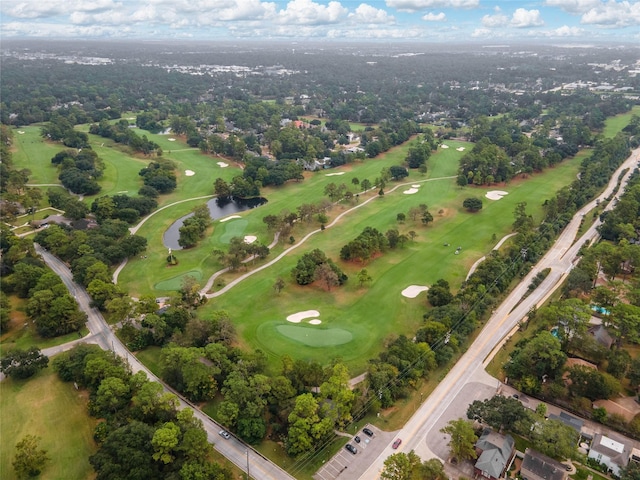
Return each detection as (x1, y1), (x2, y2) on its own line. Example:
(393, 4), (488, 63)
(392, 438), (402, 449)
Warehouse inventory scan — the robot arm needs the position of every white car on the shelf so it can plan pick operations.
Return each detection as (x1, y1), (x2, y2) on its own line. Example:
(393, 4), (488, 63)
(219, 430), (231, 440)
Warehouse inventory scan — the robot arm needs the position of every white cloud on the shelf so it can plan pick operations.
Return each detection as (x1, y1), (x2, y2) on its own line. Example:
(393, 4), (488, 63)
(1, 0), (121, 19)
(385, 0), (479, 13)
(581, 0), (640, 27)
(510, 8), (544, 28)
(349, 4), (395, 24)
(482, 12), (509, 28)
(422, 12), (446, 21)
(547, 25), (585, 36)
(471, 27), (495, 37)
(544, 0), (601, 14)
(277, 0), (348, 25)
(482, 8), (543, 29)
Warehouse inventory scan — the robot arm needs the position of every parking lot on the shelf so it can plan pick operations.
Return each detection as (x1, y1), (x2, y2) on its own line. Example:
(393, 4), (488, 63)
(314, 425), (397, 480)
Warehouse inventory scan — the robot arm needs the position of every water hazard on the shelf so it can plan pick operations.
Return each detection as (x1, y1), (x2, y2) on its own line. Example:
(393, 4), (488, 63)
(163, 196), (266, 250)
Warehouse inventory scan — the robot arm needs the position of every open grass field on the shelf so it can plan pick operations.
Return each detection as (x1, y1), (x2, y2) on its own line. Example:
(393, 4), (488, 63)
(602, 105), (640, 139)
(11, 126), (63, 185)
(0, 367), (97, 480)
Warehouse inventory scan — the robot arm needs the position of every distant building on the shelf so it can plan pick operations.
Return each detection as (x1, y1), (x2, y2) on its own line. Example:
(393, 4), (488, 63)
(588, 433), (632, 476)
(521, 448), (568, 480)
(474, 428), (516, 480)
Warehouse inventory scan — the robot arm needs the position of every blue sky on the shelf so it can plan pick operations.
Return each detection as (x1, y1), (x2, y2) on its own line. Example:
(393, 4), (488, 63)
(1, 0), (638, 43)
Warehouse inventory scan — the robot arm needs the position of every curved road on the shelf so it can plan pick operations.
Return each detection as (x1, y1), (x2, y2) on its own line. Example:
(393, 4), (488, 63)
(34, 245), (295, 480)
(359, 147), (640, 479)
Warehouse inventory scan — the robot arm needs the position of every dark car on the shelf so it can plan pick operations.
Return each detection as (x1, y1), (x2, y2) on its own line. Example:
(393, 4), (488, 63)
(392, 438), (402, 449)
(362, 427), (374, 437)
(345, 444), (357, 455)
(354, 435), (361, 443)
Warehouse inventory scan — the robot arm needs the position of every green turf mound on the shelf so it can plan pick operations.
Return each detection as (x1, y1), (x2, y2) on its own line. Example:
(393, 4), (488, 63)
(154, 270), (202, 291)
(275, 324), (353, 347)
(220, 219), (248, 244)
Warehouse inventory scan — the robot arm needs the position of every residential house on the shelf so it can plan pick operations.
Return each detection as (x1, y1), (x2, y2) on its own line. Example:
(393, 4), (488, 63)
(588, 433), (632, 476)
(521, 448), (568, 480)
(587, 324), (614, 349)
(474, 428), (516, 480)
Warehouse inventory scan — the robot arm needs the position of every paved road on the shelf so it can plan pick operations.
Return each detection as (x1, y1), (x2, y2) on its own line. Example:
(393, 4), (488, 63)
(359, 147), (640, 479)
(34, 245), (295, 480)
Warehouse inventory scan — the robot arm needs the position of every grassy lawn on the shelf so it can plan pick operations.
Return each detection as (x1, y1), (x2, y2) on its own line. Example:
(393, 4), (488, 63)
(0, 367), (97, 480)
(602, 105), (640, 139)
(11, 126), (63, 185)
(134, 346), (163, 377)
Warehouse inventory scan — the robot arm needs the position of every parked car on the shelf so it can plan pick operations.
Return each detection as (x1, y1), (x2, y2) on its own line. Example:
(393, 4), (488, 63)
(219, 430), (230, 440)
(354, 435), (361, 443)
(392, 438), (402, 449)
(362, 427), (374, 437)
(345, 444), (357, 454)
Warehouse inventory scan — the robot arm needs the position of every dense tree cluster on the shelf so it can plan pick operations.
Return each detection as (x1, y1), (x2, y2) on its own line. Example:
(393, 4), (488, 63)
(139, 160), (177, 194)
(340, 227), (389, 263)
(291, 249), (347, 286)
(90, 118), (162, 156)
(0, 347), (49, 379)
(51, 148), (104, 195)
(52, 344), (233, 480)
(90, 193), (158, 224)
(178, 205), (211, 249)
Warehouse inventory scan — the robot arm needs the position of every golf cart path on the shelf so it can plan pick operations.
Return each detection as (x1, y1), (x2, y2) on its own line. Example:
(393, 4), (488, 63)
(466, 232), (518, 280)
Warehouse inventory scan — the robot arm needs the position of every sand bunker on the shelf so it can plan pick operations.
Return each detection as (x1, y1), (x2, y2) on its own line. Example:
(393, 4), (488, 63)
(308, 319), (322, 325)
(401, 285), (429, 298)
(441, 144), (449, 149)
(185, 170), (195, 176)
(403, 188), (419, 195)
(456, 147), (466, 151)
(17, 131), (25, 134)
(220, 215), (241, 222)
(168, 138), (176, 142)
(287, 310), (320, 323)
(411, 184), (421, 188)
(217, 162), (229, 168)
(486, 190), (509, 200)
(244, 235), (257, 244)
(325, 172), (345, 176)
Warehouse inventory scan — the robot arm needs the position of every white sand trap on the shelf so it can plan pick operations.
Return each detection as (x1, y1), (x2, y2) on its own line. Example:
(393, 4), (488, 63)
(411, 184), (421, 188)
(244, 235), (257, 244)
(287, 310), (320, 323)
(217, 162), (229, 168)
(308, 319), (322, 325)
(456, 147), (466, 151)
(127, 117), (136, 120)
(403, 188), (419, 194)
(325, 172), (345, 177)
(185, 170), (195, 176)
(168, 138), (176, 142)
(17, 131), (25, 134)
(486, 190), (509, 200)
(402, 285), (429, 298)
(220, 215), (241, 222)
(441, 144), (449, 149)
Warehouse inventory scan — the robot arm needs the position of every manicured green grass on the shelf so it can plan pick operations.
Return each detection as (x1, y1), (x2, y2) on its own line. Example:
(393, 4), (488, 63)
(602, 105), (640, 139)
(11, 126), (63, 185)
(120, 136), (583, 374)
(0, 368), (97, 480)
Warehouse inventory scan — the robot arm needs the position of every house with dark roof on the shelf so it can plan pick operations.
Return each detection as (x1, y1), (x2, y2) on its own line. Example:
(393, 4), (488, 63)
(548, 412), (583, 433)
(474, 428), (516, 480)
(588, 433), (632, 476)
(521, 448), (568, 480)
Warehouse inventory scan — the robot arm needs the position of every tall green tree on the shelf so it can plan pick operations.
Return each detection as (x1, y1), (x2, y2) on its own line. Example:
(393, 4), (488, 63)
(440, 419), (477, 462)
(12, 435), (49, 479)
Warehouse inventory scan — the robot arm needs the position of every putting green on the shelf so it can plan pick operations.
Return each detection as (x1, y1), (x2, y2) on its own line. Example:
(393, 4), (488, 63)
(154, 270), (202, 291)
(274, 324), (353, 347)
(220, 219), (248, 244)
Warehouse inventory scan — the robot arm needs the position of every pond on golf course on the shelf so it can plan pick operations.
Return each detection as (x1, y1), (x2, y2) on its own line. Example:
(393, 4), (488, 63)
(163, 196), (267, 250)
